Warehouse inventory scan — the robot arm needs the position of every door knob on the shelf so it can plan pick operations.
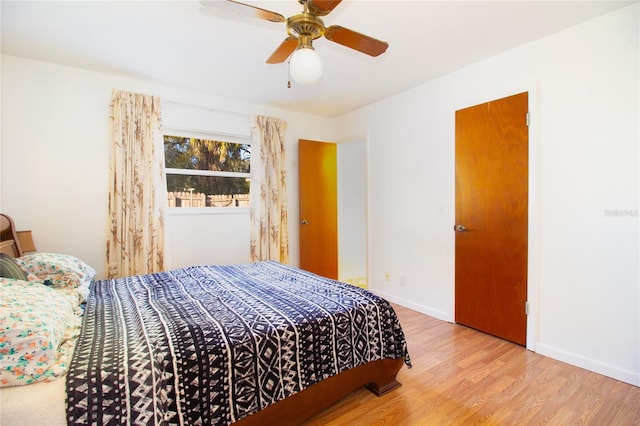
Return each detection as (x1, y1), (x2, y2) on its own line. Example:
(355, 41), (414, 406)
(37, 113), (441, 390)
(300, 219), (309, 225)
(454, 224), (467, 232)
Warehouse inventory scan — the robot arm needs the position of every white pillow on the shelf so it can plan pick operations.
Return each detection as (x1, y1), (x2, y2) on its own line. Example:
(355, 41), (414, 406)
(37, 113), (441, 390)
(15, 253), (96, 289)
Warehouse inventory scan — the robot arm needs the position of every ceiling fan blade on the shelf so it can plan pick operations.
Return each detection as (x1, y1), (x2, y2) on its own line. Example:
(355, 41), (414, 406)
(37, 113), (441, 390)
(324, 25), (389, 57)
(266, 37), (299, 64)
(200, 0), (285, 23)
(306, 0), (343, 16)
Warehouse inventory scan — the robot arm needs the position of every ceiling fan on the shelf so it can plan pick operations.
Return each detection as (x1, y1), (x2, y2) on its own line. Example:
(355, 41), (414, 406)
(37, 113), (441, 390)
(203, 0), (389, 85)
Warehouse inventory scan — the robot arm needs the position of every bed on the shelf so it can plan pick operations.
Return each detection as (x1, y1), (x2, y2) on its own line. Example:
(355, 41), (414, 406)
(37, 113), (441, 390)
(0, 235), (410, 425)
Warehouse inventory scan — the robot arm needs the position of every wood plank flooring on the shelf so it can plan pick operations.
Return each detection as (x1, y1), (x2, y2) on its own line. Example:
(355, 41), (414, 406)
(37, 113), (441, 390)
(303, 304), (640, 425)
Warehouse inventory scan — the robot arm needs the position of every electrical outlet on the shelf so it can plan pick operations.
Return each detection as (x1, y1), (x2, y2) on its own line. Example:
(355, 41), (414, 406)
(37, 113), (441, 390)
(384, 272), (391, 281)
(399, 275), (406, 286)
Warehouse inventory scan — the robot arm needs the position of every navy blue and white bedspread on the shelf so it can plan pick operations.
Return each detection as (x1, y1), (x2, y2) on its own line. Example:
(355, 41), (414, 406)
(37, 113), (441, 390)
(66, 261), (411, 425)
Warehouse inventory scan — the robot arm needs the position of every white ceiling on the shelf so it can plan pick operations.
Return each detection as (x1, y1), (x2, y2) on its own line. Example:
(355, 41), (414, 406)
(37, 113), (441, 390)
(1, 0), (634, 117)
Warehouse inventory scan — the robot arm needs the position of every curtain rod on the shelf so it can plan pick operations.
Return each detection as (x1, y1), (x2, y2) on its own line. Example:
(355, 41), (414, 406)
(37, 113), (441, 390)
(162, 98), (251, 120)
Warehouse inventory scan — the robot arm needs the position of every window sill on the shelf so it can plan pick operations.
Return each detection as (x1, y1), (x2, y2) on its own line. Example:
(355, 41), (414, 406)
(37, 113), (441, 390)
(167, 207), (250, 216)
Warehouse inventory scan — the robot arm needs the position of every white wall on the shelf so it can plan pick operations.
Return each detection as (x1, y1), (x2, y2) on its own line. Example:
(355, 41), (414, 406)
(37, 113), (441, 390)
(1, 55), (336, 278)
(336, 4), (639, 386)
(1, 3), (637, 388)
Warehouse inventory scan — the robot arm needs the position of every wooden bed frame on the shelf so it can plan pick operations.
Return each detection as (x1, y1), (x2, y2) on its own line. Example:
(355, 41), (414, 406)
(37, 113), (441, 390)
(236, 357), (404, 425)
(0, 214), (36, 257)
(1, 213), (23, 257)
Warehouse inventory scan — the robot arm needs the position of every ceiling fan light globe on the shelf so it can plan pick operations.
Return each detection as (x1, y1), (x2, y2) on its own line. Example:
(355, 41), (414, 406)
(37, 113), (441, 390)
(290, 48), (323, 85)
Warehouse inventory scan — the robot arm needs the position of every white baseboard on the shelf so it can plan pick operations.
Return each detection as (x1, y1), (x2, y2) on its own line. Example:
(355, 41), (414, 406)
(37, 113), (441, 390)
(535, 343), (640, 387)
(371, 290), (452, 323)
(371, 288), (639, 387)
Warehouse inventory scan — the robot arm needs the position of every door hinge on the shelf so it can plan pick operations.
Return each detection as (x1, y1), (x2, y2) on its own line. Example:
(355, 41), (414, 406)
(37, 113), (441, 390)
(525, 301), (530, 315)
(526, 112), (531, 127)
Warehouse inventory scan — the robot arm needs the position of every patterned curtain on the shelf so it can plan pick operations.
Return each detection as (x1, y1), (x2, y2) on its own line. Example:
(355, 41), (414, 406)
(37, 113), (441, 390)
(250, 116), (289, 263)
(107, 90), (167, 278)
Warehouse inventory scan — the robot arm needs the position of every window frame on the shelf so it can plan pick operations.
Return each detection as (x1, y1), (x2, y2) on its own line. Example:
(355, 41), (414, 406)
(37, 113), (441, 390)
(163, 126), (252, 215)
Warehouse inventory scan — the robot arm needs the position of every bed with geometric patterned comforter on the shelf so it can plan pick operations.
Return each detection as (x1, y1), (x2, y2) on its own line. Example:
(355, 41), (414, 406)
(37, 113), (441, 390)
(66, 261), (411, 425)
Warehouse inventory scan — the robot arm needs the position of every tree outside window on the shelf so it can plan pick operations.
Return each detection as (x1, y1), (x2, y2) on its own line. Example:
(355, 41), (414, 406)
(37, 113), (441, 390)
(164, 134), (251, 208)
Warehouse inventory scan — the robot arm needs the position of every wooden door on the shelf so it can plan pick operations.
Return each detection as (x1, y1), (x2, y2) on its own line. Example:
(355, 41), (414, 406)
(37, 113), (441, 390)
(455, 92), (529, 346)
(299, 139), (338, 279)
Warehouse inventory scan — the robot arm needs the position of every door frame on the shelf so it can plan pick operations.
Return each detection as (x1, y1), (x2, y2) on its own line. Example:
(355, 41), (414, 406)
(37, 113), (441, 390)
(452, 82), (541, 352)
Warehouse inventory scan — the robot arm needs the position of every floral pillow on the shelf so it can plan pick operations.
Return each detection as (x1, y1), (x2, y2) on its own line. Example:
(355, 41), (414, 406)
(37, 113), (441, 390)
(0, 278), (82, 387)
(15, 253), (96, 289)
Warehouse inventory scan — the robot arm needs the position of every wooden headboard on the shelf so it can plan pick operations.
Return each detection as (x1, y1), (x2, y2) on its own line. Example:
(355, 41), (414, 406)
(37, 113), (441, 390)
(0, 214), (23, 257)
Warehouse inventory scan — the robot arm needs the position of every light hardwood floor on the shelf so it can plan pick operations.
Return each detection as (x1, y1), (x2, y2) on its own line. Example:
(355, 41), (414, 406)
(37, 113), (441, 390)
(304, 304), (640, 425)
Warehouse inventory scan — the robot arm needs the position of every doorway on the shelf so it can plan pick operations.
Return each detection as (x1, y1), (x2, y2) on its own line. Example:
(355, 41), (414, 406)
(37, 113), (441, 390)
(454, 92), (529, 346)
(337, 140), (367, 288)
(298, 139), (368, 286)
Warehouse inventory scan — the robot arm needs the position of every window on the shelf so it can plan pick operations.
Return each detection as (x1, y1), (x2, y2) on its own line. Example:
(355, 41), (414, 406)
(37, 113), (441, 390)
(164, 130), (251, 209)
